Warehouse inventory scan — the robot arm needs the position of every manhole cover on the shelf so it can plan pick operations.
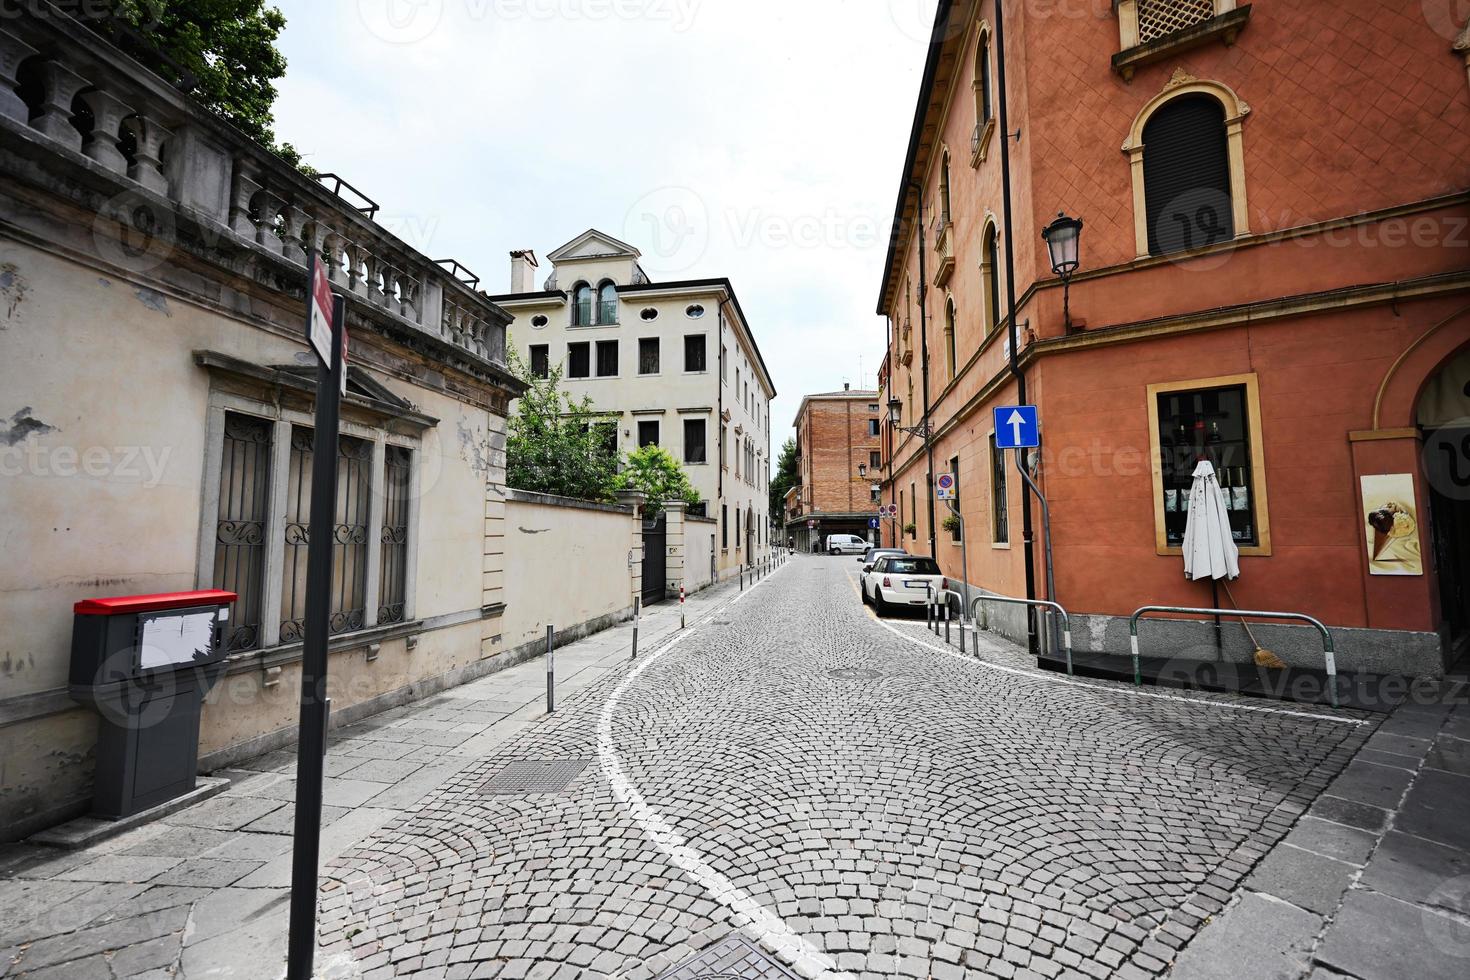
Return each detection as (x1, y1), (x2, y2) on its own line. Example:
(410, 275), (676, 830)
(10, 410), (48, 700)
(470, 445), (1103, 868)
(826, 667), (882, 680)
(654, 935), (800, 980)
(477, 759), (589, 795)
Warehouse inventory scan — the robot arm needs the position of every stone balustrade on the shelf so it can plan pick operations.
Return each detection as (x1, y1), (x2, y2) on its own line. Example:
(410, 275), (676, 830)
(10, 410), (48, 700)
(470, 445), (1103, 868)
(0, 4), (508, 370)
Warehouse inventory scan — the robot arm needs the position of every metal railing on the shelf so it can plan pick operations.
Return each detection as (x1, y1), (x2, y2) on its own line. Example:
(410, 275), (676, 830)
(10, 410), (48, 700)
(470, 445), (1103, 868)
(1128, 606), (1339, 708)
(969, 594), (1074, 674)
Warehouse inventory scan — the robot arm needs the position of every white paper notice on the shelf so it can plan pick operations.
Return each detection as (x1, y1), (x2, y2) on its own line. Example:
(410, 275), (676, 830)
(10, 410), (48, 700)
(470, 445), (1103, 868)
(138, 609), (216, 670)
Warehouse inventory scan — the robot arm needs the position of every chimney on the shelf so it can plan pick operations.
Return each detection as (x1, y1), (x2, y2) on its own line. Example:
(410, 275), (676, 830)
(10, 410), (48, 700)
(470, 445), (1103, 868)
(843, 382), (850, 391)
(510, 249), (538, 293)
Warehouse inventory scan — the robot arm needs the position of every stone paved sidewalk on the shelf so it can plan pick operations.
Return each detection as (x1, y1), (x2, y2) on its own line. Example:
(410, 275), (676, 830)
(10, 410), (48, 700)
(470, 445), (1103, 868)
(0, 572), (752, 980)
(1166, 670), (1470, 980)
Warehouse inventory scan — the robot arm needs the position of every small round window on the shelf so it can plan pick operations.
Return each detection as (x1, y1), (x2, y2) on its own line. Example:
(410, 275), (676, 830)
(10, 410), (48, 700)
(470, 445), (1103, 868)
(685, 304), (705, 319)
(531, 314), (548, 328)
(640, 308), (659, 321)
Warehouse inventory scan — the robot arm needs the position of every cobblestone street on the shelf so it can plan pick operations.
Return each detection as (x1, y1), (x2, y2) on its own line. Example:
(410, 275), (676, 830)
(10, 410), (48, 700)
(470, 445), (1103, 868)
(312, 557), (1375, 979)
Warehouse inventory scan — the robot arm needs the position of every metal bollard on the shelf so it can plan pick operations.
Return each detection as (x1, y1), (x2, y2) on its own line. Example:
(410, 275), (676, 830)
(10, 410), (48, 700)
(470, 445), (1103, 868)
(545, 625), (555, 713)
(740, 566), (744, 591)
(944, 602), (951, 644)
(631, 596), (641, 659)
(679, 585), (686, 629)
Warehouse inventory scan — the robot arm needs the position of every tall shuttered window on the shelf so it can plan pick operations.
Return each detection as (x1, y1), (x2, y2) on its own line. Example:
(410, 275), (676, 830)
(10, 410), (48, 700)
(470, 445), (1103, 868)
(214, 413), (272, 651)
(280, 429), (371, 641)
(1143, 94), (1234, 256)
(379, 445), (411, 625)
(990, 433), (1009, 545)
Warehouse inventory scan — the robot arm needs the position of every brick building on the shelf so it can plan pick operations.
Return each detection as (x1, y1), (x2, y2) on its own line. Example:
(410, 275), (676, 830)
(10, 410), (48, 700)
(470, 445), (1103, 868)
(787, 387), (883, 551)
(877, 0), (1470, 676)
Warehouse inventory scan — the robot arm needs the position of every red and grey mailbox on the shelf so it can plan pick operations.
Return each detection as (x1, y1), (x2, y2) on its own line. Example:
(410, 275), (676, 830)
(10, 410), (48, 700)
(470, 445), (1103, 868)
(69, 589), (236, 819)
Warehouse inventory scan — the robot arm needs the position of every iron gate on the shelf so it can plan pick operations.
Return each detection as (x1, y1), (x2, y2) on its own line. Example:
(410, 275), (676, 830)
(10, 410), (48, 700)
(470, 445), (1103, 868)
(641, 512), (666, 607)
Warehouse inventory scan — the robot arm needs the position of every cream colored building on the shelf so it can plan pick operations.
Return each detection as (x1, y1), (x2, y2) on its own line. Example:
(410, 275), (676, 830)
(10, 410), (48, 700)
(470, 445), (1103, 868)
(491, 230), (776, 580)
(0, 13), (536, 837)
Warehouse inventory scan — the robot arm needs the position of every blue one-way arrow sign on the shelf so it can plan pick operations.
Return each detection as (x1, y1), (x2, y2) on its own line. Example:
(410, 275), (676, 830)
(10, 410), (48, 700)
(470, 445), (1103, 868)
(993, 405), (1039, 450)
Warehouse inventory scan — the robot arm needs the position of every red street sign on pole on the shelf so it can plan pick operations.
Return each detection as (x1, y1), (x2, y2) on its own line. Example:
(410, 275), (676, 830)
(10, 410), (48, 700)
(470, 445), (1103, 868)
(307, 255), (334, 366)
(287, 256), (344, 980)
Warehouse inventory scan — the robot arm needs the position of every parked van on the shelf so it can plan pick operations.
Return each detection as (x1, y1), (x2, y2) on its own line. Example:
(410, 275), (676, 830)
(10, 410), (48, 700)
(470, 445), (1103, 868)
(824, 534), (868, 556)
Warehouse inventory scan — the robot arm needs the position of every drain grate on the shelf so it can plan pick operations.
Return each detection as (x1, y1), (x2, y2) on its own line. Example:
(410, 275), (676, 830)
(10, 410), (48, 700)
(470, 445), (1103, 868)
(476, 759), (589, 795)
(654, 935), (801, 980)
(826, 667), (882, 680)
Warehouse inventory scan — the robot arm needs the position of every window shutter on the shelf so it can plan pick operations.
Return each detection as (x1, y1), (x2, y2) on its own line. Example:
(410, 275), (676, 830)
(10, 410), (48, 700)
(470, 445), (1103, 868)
(1143, 95), (1234, 256)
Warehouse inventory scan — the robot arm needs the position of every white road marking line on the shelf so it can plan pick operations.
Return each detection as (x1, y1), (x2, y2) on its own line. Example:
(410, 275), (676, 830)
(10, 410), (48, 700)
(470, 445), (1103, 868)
(846, 572), (1367, 727)
(597, 562), (851, 979)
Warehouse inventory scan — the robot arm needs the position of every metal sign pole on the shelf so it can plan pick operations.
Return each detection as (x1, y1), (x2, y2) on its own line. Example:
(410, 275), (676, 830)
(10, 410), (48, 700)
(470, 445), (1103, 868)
(949, 497), (971, 647)
(1014, 448), (1059, 657)
(285, 291), (344, 980)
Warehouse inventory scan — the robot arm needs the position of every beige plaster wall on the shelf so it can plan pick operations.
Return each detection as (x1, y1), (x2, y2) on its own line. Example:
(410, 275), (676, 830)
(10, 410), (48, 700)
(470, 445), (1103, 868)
(499, 496), (636, 653)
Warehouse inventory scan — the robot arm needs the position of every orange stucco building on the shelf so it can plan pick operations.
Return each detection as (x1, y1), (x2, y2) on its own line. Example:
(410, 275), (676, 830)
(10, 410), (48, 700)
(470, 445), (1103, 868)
(877, 0), (1470, 676)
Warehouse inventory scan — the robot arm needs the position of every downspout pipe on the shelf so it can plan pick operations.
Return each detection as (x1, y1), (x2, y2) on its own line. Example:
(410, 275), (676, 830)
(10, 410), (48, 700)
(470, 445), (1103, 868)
(885, 316), (898, 546)
(908, 178), (939, 561)
(993, 0), (1040, 656)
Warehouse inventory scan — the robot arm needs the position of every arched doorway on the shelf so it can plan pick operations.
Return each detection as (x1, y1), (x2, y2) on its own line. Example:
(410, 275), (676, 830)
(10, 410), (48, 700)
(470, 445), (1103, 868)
(1419, 347), (1470, 642)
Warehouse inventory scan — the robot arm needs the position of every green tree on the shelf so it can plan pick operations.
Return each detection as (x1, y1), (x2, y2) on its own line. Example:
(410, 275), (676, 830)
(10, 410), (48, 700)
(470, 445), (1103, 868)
(110, 1), (307, 168)
(613, 445), (702, 515)
(504, 346), (619, 501)
(769, 436), (798, 517)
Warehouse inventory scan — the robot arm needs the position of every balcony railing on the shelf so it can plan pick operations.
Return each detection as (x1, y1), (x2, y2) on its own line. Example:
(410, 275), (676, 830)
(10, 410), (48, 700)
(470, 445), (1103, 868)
(0, 3), (508, 370)
(598, 301), (618, 325)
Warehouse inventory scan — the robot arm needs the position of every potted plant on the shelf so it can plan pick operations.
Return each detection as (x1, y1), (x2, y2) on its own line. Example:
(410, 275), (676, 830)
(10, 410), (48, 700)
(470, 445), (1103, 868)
(942, 514), (962, 535)
(903, 522), (917, 537)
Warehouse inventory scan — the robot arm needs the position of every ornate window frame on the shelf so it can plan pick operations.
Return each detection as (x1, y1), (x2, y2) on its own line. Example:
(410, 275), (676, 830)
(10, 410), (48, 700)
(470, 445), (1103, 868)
(1145, 371), (1272, 558)
(979, 213), (1003, 336)
(1122, 70), (1251, 260)
(1113, 1), (1251, 81)
(194, 352), (432, 658)
(970, 21), (997, 168)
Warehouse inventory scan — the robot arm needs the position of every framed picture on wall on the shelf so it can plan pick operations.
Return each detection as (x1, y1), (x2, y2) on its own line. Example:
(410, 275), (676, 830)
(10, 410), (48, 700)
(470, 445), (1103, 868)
(1361, 473), (1423, 576)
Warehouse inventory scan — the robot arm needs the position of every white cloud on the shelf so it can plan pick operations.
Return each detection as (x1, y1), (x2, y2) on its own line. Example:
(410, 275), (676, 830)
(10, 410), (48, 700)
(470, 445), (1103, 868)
(272, 0), (938, 445)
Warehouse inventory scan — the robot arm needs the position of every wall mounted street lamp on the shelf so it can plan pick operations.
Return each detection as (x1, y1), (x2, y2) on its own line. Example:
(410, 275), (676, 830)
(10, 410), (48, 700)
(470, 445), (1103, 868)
(1042, 211), (1083, 333)
(887, 398), (932, 440)
(858, 463), (868, 477)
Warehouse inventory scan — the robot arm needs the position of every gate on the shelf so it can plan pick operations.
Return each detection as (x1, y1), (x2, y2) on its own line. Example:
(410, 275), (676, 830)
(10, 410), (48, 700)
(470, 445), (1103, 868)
(641, 512), (666, 607)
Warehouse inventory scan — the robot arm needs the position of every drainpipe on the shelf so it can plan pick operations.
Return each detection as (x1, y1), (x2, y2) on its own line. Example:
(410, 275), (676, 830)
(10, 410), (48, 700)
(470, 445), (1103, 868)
(994, 0), (1039, 657)
(908, 179), (939, 561)
(886, 316), (898, 547)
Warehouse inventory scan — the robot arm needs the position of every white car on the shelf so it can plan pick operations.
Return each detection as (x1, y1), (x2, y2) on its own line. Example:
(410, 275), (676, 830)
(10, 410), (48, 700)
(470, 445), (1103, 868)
(861, 554), (947, 614)
(825, 533), (868, 556)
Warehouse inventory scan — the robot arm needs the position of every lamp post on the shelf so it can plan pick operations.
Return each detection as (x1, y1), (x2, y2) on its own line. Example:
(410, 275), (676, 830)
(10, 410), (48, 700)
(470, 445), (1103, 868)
(1042, 211), (1083, 333)
(887, 397), (934, 552)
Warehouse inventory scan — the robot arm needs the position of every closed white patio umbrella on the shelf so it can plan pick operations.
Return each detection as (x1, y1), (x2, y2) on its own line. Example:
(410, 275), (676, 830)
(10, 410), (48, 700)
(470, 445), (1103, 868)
(1183, 460), (1239, 583)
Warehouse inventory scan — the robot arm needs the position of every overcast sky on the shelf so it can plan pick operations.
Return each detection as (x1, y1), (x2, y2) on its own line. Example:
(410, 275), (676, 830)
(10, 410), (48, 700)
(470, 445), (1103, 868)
(270, 0), (940, 454)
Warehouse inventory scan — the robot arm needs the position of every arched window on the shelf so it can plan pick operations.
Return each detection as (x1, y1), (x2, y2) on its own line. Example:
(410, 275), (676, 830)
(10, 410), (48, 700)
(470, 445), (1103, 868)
(944, 297), (958, 379)
(939, 149), (953, 226)
(597, 280), (617, 324)
(975, 30), (992, 127)
(571, 282), (592, 326)
(1142, 95), (1233, 255)
(1125, 76), (1251, 258)
(981, 221), (1001, 335)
